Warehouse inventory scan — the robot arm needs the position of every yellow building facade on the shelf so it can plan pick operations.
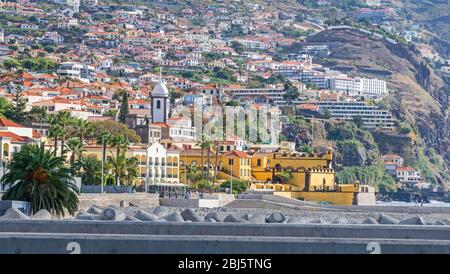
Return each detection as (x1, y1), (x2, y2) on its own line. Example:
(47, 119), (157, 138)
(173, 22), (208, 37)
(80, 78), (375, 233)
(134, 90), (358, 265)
(54, 139), (369, 205)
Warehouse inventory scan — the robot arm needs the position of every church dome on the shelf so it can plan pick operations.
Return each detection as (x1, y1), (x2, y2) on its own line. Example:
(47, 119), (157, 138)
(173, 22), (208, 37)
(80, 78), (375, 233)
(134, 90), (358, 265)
(151, 80), (169, 96)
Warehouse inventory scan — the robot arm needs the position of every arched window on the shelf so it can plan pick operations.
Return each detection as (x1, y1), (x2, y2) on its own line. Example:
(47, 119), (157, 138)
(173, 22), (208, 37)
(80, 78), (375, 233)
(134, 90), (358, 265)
(156, 100), (161, 109)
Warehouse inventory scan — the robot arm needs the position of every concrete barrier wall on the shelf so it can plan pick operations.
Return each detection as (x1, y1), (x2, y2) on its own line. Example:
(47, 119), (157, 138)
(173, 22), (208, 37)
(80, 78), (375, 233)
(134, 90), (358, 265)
(77, 193), (159, 210)
(1, 220), (450, 240)
(202, 193), (235, 206)
(160, 198), (220, 208)
(236, 194), (450, 214)
(356, 193), (377, 206)
(1, 233), (450, 254)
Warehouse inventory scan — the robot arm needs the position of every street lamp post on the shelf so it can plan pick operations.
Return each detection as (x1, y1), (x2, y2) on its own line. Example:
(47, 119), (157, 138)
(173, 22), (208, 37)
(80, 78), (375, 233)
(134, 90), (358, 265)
(230, 160), (233, 195)
(101, 135), (105, 194)
(145, 145), (150, 194)
(184, 148), (187, 198)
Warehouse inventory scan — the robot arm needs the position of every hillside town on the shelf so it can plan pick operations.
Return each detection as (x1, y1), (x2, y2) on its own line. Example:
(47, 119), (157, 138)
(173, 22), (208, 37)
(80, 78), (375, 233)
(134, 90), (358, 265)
(0, 0), (449, 256)
(0, 0), (447, 200)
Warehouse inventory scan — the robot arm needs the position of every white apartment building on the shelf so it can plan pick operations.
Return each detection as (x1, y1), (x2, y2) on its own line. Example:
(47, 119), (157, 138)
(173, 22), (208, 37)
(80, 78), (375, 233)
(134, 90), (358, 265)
(42, 31), (64, 44)
(144, 142), (180, 185)
(330, 77), (387, 98)
(301, 100), (396, 132)
(222, 85), (285, 100)
(56, 62), (95, 82)
(231, 38), (268, 50)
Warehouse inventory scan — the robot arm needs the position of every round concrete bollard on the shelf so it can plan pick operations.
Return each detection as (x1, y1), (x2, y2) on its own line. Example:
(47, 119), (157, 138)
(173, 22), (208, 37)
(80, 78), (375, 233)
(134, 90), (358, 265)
(331, 217), (348, 224)
(309, 219), (325, 224)
(433, 220), (447, 226)
(102, 207), (126, 221)
(0, 207), (30, 220)
(362, 217), (379, 224)
(399, 216), (425, 225)
(125, 215), (142, 222)
(376, 213), (399, 225)
(162, 212), (184, 222)
(286, 218), (308, 224)
(266, 212), (286, 223)
(241, 213), (253, 221)
(135, 209), (159, 222)
(152, 206), (170, 218)
(75, 212), (104, 221)
(205, 212), (222, 222)
(31, 209), (52, 220)
(247, 213), (266, 223)
(86, 206), (103, 215)
(223, 214), (246, 223)
(181, 208), (203, 222)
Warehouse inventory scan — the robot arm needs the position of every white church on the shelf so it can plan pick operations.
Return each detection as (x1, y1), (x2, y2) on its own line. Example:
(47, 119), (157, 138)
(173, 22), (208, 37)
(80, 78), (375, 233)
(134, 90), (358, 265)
(148, 79), (197, 144)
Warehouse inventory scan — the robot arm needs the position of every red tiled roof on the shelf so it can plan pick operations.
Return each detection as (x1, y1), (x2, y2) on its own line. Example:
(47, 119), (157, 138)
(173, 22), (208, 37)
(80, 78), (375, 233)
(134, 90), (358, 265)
(223, 150), (250, 158)
(0, 117), (24, 128)
(396, 166), (415, 172)
(32, 130), (42, 138)
(0, 131), (27, 142)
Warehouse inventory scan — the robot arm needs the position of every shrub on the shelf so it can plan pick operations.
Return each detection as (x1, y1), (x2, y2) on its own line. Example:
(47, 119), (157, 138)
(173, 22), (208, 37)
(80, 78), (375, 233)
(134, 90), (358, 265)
(220, 179), (249, 194)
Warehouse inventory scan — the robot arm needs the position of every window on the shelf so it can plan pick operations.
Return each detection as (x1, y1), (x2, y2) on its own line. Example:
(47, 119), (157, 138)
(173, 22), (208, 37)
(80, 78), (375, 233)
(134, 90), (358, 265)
(257, 159), (261, 167)
(156, 100), (161, 109)
(229, 159), (234, 165)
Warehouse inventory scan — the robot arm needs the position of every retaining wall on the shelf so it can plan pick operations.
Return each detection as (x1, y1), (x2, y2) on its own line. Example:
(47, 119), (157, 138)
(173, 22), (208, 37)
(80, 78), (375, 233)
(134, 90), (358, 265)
(77, 193), (159, 210)
(1, 233), (449, 254)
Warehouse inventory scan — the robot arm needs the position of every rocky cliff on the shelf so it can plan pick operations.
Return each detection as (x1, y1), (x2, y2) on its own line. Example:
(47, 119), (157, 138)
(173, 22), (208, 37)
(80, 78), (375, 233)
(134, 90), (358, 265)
(285, 29), (450, 186)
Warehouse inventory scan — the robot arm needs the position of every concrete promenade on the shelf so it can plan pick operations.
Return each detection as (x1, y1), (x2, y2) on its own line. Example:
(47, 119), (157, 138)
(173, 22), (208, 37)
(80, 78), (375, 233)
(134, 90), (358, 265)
(1, 220), (449, 254)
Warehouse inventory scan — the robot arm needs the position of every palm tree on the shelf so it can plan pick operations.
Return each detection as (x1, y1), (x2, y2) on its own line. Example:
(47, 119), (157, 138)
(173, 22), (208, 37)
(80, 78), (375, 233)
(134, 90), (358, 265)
(212, 140), (220, 185)
(74, 119), (93, 145)
(48, 123), (64, 155)
(52, 111), (73, 156)
(72, 156), (102, 185)
(124, 157), (139, 186)
(196, 135), (210, 180)
(107, 154), (126, 186)
(109, 134), (129, 158)
(66, 138), (85, 165)
(186, 164), (202, 188)
(107, 154), (138, 187)
(0, 144), (79, 217)
(212, 125), (223, 186)
(204, 139), (213, 183)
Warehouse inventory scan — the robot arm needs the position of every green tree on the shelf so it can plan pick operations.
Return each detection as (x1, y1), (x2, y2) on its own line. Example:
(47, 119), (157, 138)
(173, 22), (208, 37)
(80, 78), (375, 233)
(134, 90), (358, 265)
(283, 81), (300, 103)
(106, 154), (138, 187)
(48, 123), (65, 155)
(225, 100), (239, 107)
(0, 97), (11, 117)
(66, 138), (85, 165)
(352, 116), (364, 128)
(5, 92), (27, 123)
(109, 133), (130, 159)
(274, 170), (293, 184)
(73, 119), (93, 145)
(186, 164), (202, 187)
(51, 111), (74, 156)
(1, 144), (79, 217)
(26, 106), (47, 126)
(114, 89), (129, 124)
(220, 179), (249, 194)
(298, 144), (313, 154)
(91, 120), (141, 143)
(72, 156), (102, 185)
(3, 58), (22, 70)
(230, 41), (245, 54)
